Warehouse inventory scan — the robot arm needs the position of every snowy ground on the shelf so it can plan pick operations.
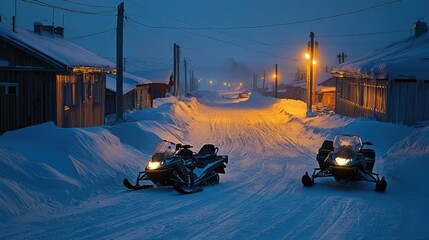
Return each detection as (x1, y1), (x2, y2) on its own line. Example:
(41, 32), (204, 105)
(1, 91), (428, 239)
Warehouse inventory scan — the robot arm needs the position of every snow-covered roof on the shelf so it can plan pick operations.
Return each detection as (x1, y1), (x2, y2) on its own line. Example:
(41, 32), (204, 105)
(284, 72), (334, 89)
(106, 72), (151, 94)
(0, 23), (115, 71)
(130, 69), (172, 84)
(333, 32), (429, 80)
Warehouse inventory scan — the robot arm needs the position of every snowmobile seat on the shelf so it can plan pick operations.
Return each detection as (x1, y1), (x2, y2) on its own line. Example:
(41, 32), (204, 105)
(318, 140), (333, 155)
(360, 149), (376, 172)
(316, 140), (334, 168)
(321, 140), (334, 151)
(195, 144), (219, 167)
(196, 144), (218, 157)
(178, 148), (194, 159)
(360, 149), (375, 160)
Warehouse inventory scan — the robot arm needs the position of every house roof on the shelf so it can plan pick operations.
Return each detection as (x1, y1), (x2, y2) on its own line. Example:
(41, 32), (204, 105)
(284, 72), (334, 88)
(106, 72), (151, 94)
(333, 32), (429, 80)
(130, 69), (172, 84)
(0, 22), (115, 72)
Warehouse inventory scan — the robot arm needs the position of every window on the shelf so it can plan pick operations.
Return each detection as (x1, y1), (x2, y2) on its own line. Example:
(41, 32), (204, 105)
(87, 78), (92, 99)
(81, 77), (86, 102)
(93, 79), (100, 102)
(64, 82), (71, 110)
(8, 86), (16, 95)
(0, 83), (18, 96)
(71, 83), (76, 105)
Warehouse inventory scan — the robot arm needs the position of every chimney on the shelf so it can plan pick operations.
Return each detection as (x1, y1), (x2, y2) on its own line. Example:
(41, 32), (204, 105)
(54, 26), (64, 37)
(414, 20), (428, 38)
(33, 22), (43, 35)
(42, 25), (55, 36)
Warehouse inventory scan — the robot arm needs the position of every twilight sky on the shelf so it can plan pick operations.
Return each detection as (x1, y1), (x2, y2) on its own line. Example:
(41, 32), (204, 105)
(1, 0), (428, 84)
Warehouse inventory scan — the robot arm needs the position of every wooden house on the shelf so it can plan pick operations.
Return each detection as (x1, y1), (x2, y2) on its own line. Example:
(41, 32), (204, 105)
(317, 76), (336, 108)
(281, 72), (336, 108)
(0, 22), (114, 134)
(105, 72), (151, 115)
(131, 69), (172, 107)
(333, 21), (429, 125)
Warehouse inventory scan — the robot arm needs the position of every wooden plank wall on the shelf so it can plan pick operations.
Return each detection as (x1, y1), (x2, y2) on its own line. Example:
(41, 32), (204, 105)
(389, 79), (429, 125)
(0, 70), (57, 134)
(336, 77), (429, 125)
(335, 77), (387, 121)
(56, 72), (106, 128)
(136, 85), (151, 110)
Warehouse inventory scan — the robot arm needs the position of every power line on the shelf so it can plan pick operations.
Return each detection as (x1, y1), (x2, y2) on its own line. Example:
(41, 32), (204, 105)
(67, 28), (116, 39)
(151, 11), (298, 51)
(62, 0), (116, 9)
(22, 0), (116, 16)
(128, 0), (402, 30)
(317, 29), (410, 38)
(127, 17), (299, 62)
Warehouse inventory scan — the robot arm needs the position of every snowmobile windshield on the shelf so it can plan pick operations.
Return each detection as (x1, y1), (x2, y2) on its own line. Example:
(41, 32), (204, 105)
(151, 141), (176, 161)
(333, 135), (362, 158)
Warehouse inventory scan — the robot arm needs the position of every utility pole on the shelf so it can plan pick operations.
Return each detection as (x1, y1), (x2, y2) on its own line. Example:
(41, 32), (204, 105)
(13, 0), (17, 32)
(177, 45), (180, 97)
(116, 2), (124, 122)
(252, 73), (256, 92)
(337, 52), (347, 64)
(184, 59), (188, 95)
(263, 70), (266, 93)
(189, 69), (193, 92)
(307, 32), (315, 116)
(275, 64), (278, 98)
(173, 44), (177, 96)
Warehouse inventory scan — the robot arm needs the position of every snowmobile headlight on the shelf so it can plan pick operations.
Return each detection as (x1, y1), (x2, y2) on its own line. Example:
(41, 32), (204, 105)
(147, 161), (162, 169)
(335, 157), (351, 166)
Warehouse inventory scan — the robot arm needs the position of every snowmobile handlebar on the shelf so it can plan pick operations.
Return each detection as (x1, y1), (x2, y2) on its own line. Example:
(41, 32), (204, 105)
(162, 140), (193, 150)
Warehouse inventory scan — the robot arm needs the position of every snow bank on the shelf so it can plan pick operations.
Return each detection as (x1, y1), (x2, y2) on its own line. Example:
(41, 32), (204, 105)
(383, 127), (429, 194)
(0, 122), (145, 219)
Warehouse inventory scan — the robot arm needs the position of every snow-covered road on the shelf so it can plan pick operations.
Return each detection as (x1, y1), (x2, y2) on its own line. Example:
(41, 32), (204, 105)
(1, 92), (428, 239)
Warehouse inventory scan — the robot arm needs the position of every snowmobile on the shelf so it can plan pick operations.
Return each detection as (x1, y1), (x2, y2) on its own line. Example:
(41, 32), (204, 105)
(302, 134), (387, 191)
(123, 140), (228, 194)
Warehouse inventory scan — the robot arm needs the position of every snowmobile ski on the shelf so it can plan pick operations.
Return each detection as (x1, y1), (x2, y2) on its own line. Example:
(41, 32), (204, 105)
(123, 178), (153, 190)
(173, 184), (203, 194)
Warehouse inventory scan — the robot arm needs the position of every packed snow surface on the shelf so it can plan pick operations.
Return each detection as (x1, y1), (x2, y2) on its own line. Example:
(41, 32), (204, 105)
(0, 91), (428, 239)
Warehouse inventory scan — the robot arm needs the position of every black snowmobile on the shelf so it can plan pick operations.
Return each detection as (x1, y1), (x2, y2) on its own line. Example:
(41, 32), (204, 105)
(123, 140), (229, 194)
(302, 134), (387, 191)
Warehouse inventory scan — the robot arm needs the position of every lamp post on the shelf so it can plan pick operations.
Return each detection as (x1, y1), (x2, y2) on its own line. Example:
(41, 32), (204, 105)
(306, 32), (317, 116)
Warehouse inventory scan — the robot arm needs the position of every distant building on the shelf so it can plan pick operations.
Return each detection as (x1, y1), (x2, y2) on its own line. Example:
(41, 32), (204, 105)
(280, 72), (335, 109)
(105, 72), (151, 115)
(131, 69), (172, 107)
(333, 20), (429, 125)
(316, 76), (336, 109)
(0, 22), (114, 134)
